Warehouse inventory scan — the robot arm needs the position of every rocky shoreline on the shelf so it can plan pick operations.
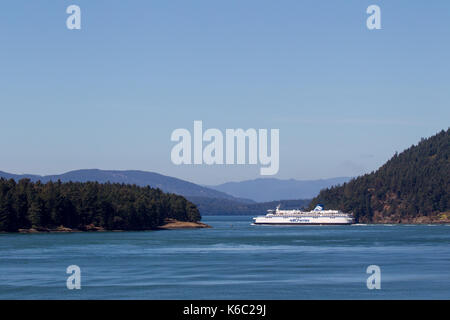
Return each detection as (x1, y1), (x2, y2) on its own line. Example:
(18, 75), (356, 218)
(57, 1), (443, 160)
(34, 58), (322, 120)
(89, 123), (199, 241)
(15, 220), (211, 234)
(18, 225), (103, 233)
(157, 219), (212, 230)
(368, 212), (450, 224)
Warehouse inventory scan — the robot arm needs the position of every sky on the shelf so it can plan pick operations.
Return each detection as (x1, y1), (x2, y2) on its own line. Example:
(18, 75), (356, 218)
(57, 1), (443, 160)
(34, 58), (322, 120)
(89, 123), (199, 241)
(0, 0), (449, 185)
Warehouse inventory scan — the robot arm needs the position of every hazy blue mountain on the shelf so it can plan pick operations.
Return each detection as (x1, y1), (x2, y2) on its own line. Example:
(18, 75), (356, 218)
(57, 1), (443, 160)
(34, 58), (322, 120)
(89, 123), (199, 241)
(208, 177), (351, 202)
(0, 171), (41, 181)
(0, 169), (252, 203)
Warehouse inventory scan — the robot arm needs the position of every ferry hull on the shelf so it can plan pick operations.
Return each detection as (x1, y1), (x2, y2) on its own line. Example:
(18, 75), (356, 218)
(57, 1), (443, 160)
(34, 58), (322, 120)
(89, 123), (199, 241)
(253, 217), (354, 225)
(253, 222), (353, 225)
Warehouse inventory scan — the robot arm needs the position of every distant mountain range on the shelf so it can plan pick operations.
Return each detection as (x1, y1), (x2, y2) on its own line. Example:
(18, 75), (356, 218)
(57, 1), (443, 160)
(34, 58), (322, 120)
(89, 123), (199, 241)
(208, 177), (351, 202)
(0, 169), (251, 204)
(3, 129), (447, 220)
(0, 169), (349, 215)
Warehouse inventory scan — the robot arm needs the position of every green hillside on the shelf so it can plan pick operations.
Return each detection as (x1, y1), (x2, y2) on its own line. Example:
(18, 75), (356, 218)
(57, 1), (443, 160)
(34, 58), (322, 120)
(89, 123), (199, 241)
(310, 129), (450, 223)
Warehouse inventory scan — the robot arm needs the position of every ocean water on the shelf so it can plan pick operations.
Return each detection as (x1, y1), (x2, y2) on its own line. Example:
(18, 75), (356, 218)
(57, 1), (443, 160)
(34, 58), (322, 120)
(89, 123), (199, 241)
(0, 216), (449, 299)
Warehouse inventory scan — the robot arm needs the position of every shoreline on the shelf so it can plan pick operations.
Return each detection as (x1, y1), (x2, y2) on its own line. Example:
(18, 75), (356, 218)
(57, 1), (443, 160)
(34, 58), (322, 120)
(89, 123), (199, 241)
(365, 213), (450, 224)
(157, 219), (212, 230)
(3, 217), (449, 234)
(12, 220), (211, 234)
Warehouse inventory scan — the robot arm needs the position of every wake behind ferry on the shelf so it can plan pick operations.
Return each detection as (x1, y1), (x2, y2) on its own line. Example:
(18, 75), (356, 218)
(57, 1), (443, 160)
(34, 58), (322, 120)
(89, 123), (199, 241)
(253, 204), (354, 225)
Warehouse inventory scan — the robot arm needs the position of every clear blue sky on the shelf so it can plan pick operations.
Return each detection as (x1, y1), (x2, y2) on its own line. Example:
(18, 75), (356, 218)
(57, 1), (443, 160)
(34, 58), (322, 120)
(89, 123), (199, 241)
(0, 1), (449, 185)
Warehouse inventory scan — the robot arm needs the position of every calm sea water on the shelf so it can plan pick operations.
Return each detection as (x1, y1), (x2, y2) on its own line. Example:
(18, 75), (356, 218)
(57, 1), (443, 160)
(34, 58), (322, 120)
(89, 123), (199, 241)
(0, 216), (449, 299)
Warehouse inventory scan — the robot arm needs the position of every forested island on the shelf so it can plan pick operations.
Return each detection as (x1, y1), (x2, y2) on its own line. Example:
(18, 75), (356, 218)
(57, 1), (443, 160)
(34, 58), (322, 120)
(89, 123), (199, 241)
(310, 129), (450, 223)
(0, 180), (203, 232)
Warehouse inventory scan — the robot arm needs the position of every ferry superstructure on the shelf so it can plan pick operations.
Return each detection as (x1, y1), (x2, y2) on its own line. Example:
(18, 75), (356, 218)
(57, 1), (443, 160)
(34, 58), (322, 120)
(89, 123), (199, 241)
(253, 205), (354, 225)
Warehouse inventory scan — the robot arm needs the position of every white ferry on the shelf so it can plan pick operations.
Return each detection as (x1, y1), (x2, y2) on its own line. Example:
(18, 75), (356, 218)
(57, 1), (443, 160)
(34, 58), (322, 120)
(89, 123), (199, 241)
(253, 204), (354, 225)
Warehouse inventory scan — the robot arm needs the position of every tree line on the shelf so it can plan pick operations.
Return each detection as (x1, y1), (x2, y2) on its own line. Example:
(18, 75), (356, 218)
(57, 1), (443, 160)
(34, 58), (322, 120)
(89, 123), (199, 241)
(0, 179), (201, 232)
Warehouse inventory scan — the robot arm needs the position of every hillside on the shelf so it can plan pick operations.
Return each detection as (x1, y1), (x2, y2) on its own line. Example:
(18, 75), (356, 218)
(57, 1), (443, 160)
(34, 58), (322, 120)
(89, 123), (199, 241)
(310, 129), (450, 223)
(209, 177), (350, 202)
